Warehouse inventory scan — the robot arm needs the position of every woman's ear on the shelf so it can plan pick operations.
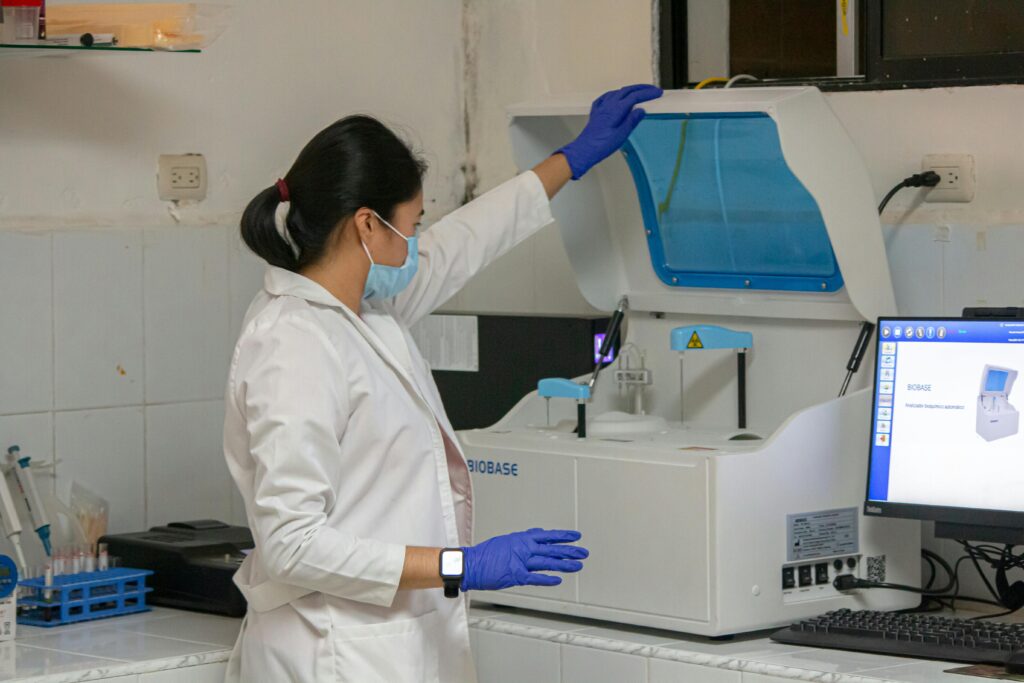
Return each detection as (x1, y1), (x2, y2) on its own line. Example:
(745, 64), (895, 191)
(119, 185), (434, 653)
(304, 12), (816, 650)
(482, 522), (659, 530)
(352, 207), (375, 243)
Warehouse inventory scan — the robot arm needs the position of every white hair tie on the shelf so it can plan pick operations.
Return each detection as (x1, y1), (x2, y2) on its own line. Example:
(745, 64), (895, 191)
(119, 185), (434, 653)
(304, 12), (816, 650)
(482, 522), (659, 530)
(274, 201), (301, 259)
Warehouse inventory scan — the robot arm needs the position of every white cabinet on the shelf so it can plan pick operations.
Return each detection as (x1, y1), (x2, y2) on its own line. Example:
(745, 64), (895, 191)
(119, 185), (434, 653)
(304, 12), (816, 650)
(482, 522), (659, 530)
(474, 631), (560, 683)
(650, 658), (741, 683)
(741, 673), (798, 683)
(561, 645), (645, 683)
(140, 662), (228, 682)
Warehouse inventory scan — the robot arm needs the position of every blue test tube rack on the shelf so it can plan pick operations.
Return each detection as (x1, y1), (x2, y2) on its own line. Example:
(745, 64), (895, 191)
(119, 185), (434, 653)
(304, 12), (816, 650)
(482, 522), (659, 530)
(16, 568), (154, 627)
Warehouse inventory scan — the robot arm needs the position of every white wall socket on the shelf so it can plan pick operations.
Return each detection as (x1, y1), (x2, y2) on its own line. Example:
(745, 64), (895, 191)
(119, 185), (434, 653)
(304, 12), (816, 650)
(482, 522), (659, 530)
(922, 153), (975, 203)
(158, 154), (207, 202)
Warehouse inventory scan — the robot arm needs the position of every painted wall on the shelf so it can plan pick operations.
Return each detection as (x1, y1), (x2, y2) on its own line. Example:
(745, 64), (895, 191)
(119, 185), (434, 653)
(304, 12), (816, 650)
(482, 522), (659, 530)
(443, 0), (656, 316)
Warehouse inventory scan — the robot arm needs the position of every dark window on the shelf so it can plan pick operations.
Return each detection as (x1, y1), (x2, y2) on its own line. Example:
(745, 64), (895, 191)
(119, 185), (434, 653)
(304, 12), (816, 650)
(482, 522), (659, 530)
(729, 0), (836, 79)
(865, 0), (1024, 86)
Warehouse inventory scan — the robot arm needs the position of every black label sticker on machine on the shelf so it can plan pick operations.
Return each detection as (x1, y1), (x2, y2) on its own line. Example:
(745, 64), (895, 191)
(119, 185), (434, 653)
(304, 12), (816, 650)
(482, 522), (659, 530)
(786, 507), (858, 562)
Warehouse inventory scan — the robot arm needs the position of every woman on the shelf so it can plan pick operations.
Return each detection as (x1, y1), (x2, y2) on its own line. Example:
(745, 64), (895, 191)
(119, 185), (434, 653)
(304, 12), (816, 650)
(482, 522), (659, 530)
(223, 83), (662, 682)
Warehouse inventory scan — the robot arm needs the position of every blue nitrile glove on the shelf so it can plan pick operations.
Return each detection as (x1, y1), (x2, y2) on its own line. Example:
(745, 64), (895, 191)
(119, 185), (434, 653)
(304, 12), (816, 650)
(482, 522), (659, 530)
(462, 528), (589, 591)
(556, 83), (664, 180)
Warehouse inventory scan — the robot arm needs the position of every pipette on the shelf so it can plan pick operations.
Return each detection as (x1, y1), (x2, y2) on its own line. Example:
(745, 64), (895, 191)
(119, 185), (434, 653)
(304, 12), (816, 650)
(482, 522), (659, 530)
(0, 456), (26, 571)
(7, 447), (51, 555)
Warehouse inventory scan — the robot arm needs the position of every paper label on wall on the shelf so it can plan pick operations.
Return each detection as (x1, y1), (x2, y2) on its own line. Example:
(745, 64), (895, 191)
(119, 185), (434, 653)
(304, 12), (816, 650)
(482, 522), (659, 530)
(786, 507), (859, 562)
(410, 315), (479, 372)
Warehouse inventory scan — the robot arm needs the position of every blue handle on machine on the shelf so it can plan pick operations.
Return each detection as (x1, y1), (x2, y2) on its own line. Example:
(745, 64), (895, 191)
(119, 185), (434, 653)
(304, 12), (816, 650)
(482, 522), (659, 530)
(670, 325), (753, 352)
(538, 378), (592, 400)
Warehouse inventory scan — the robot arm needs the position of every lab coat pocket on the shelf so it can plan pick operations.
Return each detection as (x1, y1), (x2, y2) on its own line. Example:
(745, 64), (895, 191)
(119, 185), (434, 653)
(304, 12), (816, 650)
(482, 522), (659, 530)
(331, 610), (440, 683)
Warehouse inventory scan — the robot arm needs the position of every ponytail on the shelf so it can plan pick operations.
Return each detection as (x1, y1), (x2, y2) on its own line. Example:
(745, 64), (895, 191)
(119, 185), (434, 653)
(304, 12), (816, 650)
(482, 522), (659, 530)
(240, 185), (300, 272)
(240, 115), (427, 271)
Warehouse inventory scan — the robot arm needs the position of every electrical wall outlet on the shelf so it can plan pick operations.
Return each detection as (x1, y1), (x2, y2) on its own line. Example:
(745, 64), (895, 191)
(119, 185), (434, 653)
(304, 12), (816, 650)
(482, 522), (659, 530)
(922, 154), (975, 203)
(158, 154), (207, 201)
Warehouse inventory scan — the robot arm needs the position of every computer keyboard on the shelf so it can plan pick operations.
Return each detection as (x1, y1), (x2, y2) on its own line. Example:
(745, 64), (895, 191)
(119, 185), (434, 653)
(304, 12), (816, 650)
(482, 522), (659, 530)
(771, 609), (1024, 666)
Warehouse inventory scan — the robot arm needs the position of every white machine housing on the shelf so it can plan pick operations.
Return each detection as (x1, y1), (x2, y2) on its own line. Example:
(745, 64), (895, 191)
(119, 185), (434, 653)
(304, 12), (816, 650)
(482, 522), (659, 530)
(976, 364), (1020, 442)
(459, 88), (922, 636)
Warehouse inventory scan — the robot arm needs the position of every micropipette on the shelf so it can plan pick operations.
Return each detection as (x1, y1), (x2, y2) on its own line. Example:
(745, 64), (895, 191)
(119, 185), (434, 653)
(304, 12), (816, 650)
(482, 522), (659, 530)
(0, 458), (26, 571)
(7, 447), (51, 555)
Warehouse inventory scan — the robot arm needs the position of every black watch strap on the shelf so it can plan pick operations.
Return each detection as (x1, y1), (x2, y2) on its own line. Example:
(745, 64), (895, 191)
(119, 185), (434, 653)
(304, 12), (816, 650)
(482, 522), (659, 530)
(443, 579), (461, 598)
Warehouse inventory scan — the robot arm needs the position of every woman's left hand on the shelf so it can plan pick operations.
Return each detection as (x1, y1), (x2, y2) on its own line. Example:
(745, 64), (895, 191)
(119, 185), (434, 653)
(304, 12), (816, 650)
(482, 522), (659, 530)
(556, 83), (663, 180)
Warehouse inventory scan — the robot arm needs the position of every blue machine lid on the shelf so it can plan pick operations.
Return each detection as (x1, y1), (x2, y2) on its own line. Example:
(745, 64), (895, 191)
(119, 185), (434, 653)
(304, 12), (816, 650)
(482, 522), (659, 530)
(981, 365), (1018, 396)
(623, 113), (842, 293)
(507, 87), (896, 322)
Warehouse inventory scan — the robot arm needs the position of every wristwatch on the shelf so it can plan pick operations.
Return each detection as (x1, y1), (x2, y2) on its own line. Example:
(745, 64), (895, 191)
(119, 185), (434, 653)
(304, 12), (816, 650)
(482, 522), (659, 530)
(439, 548), (465, 598)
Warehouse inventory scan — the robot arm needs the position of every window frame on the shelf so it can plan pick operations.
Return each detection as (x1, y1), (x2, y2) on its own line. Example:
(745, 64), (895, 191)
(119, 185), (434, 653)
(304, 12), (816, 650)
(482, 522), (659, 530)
(659, 0), (1024, 92)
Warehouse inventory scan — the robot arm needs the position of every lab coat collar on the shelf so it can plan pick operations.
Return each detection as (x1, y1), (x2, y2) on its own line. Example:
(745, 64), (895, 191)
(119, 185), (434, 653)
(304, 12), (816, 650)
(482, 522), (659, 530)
(262, 266), (426, 409)
(263, 266), (354, 313)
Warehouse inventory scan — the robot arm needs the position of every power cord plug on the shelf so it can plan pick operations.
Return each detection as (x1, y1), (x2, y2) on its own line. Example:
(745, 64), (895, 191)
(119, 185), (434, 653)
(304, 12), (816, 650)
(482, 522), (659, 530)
(905, 171), (941, 188)
(878, 171), (942, 214)
(834, 575), (870, 591)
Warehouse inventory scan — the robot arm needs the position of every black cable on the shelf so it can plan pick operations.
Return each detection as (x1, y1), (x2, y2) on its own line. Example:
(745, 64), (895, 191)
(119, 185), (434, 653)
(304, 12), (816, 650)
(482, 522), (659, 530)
(923, 548), (955, 588)
(958, 540), (1003, 605)
(969, 605), (1024, 621)
(877, 171), (941, 214)
(922, 554), (937, 592)
(834, 574), (954, 595)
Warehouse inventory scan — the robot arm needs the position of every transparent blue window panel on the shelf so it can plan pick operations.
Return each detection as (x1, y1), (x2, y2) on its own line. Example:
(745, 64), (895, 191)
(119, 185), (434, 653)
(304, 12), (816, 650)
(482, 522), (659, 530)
(623, 114), (843, 292)
(986, 370), (1009, 393)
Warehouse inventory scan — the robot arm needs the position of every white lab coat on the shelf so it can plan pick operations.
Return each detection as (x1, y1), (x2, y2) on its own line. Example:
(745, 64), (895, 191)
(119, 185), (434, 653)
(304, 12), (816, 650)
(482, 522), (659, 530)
(222, 171), (553, 682)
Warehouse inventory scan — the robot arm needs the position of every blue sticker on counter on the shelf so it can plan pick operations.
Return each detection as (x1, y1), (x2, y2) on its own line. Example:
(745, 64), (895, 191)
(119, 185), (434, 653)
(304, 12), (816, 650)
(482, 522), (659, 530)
(786, 507), (859, 563)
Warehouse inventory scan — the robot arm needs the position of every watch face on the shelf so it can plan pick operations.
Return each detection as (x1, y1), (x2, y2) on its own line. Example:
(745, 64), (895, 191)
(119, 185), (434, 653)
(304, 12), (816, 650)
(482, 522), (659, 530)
(440, 550), (464, 577)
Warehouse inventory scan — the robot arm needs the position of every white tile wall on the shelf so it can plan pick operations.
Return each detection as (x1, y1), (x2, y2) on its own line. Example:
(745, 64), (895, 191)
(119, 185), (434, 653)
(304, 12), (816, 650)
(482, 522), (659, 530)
(0, 413), (54, 466)
(881, 224), (945, 316)
(145, 401), (230, 527)
(55, 407), (145, 534)
(1, 226), (241, 544)
(54, 229), (144, 410)
(0, 232), (52, 415)
(944, 223), (1024, 314)
(143, 227), (230, 404)
(227, 228), (266, 354)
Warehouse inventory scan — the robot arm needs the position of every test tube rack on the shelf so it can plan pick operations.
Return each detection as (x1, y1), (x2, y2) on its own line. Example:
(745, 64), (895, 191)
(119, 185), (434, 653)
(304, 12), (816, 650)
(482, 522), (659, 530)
(16, 568), (153, 627)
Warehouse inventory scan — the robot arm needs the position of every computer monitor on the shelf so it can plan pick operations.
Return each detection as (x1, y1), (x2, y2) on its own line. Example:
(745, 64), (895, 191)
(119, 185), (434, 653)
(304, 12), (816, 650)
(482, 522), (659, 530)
(864, 317), (1024, 544)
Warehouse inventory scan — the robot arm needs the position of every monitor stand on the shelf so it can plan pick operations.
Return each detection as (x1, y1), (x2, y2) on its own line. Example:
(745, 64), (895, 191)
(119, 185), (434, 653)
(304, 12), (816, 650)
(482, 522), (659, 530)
(935, 521), (1024, 545)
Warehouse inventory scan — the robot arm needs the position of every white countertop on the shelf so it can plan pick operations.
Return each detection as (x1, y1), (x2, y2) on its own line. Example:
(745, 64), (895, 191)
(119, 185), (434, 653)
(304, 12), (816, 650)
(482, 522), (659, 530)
(0, 607), (238, 682)
(0, 603), (1002, 681)
(468, 603), (1006, 683)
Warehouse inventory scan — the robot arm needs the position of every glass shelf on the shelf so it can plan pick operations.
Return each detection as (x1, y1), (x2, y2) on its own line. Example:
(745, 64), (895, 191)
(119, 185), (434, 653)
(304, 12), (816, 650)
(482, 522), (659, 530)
(0, 43), (200, 58)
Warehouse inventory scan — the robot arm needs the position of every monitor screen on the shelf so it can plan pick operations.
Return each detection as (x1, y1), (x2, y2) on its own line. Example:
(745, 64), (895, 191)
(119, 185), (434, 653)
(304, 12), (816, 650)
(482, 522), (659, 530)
(865, 318), (1024, 527)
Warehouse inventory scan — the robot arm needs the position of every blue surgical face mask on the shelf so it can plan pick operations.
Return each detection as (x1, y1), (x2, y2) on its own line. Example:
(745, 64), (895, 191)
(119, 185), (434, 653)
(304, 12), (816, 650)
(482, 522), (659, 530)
(362, 211), (419, 300)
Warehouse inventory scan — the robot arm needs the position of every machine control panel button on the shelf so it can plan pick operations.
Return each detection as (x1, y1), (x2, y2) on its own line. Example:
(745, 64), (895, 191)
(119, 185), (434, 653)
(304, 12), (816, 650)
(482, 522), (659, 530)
(798, 565), (813, 587)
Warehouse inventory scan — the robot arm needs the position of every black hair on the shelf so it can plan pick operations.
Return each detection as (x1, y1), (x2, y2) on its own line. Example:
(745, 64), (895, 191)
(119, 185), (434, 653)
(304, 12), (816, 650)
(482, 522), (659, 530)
(241, 115), (427, 271)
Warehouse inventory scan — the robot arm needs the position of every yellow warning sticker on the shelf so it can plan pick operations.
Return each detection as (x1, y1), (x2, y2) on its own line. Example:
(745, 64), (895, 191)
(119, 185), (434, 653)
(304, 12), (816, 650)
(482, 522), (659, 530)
(687, 332), (703, 349)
